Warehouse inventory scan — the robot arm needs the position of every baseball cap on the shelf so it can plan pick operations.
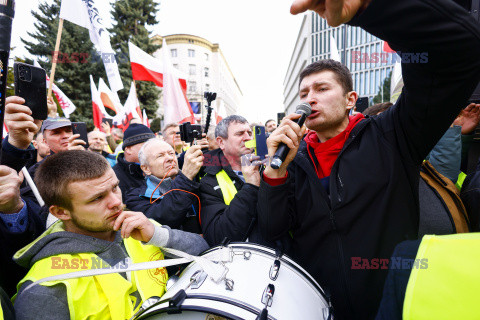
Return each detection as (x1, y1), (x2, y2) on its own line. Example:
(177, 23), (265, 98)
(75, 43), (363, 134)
(41, 117), (72, 133)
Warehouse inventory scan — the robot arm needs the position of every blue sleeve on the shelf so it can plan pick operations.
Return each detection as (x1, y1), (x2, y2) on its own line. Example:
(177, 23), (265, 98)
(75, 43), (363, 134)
(426, 126), (461, 183)
(0, 200), (28, 233)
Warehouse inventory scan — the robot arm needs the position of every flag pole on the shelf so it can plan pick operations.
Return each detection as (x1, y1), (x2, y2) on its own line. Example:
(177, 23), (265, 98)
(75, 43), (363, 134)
(48, 18), (64, 99)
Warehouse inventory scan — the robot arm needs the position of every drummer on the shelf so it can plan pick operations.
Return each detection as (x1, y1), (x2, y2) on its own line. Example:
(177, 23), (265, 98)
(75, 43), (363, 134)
(12, 150), (209, 320)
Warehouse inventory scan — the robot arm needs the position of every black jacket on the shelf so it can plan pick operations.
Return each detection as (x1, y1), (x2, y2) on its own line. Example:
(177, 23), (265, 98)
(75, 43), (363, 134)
(461, 159), (480, 231)
(257, 0), (480, 318)
(124, 172), (201, 233)
(199, 148), (266, 246)
(112, 153), (145, 200)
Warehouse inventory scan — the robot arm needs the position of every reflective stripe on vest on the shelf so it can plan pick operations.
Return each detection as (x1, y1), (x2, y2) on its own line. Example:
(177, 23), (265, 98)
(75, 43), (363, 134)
(456, 171), (467, 190)
(15, 235), (167, 320)
(403, 233), (480, 320)
(215, 170), (238, 205)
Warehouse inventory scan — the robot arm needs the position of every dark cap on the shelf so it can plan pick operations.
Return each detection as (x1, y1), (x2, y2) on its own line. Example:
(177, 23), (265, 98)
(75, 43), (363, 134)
(122, 123), (155, 150)
(41, 117), (72, 133)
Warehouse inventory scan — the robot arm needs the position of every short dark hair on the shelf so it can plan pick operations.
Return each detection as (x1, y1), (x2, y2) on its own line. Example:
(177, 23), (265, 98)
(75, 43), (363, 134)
(299, 59), (353, 94)
(264, 119), (275, 127)
(362, 102), (393, 116)
(35, 150), (110, 210)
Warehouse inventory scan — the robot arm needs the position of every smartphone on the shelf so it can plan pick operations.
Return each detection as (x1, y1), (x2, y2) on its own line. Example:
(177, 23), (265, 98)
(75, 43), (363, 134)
(254, 126), (268, 160)
(14, 62), (48, 120)
(71, 122), (89, 149)
(102, 118), (113, 127)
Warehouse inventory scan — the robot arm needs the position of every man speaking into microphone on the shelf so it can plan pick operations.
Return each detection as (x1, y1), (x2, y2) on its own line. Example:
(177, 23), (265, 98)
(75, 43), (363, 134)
(258, 0), (480, 318)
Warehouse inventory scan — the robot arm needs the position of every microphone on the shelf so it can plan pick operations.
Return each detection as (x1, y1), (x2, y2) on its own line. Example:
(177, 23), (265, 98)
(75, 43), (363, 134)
(270, 102), (311, 169)
(0, 0), (15, 150)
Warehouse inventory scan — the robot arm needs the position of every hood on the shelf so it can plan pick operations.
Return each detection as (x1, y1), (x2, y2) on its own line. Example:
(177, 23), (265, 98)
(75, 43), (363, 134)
(14, 220), (123, 269)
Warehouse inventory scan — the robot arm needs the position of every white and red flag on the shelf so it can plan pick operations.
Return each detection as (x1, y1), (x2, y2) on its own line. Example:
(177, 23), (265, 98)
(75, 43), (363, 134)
(34, 59), (76, 118)
(142, 109), (150, 128)
(128, 41), (194, 124)
(90, 75), (112, 130)
(98, 78), (123, 115)
(160, 39), (194, 124)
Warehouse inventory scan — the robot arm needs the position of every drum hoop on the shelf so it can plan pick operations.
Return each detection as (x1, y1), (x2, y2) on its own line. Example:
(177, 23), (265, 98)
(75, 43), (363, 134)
(134, 293), (277, 320)
(203, 242), (330, 302)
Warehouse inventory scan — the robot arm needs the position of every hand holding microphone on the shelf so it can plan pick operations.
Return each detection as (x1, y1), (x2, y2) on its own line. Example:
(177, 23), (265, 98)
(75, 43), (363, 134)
(265, 103), (311, 178)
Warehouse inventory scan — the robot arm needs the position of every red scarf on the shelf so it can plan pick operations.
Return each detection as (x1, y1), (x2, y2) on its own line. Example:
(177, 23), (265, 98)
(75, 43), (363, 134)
(304, 113), (364, 179)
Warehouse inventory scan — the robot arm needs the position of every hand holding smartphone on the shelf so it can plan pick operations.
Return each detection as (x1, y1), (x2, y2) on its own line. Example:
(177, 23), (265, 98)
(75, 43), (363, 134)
(13, 62), (48, 120)
(71, 122), (89, 149)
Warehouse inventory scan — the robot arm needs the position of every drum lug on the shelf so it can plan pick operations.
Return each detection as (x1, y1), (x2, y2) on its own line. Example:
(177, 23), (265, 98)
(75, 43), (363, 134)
(269, 259), (281, 281)
(224, 278), (234, 291)
(189, 270), (207, 289)
(261, 283), (275, 307)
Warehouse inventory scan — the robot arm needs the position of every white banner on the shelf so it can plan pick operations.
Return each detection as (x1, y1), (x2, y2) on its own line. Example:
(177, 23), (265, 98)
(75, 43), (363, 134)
(60, 0), (123, 92)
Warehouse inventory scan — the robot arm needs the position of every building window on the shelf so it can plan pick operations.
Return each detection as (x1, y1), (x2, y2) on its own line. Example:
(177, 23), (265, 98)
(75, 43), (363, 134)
(188, 81), (196, 93)
(188, 49), (195, 57)
(173, 64), (178, 69)
(189, 64), (196, 75)
(171, 49), (177, 57)
(205, 53), (209, 61)
(205, 84), (210, 91)
(204, 67), (209, 77)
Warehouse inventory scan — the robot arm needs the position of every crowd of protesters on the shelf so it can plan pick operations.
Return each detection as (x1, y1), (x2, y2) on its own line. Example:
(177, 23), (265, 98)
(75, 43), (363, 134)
(2, 0), (480, 319)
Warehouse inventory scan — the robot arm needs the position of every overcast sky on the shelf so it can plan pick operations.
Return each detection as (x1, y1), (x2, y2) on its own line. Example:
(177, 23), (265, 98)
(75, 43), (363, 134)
(11, 0), (304, 123)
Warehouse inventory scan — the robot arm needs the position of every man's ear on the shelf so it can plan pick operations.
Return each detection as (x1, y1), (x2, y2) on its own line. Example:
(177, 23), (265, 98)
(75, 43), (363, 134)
(49, 205), (72, 222)
(217, 136), (226, 151)
(140, 164), (151, 176)
(346, 91), (359, 111)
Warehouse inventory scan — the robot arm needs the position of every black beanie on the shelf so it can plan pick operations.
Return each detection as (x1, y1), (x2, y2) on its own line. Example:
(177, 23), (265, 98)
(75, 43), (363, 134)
(122, 124), (155, 150)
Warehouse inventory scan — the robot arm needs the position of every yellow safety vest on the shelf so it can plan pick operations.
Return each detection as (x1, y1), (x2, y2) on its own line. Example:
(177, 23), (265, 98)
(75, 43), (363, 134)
(0, 302), (3, 320)
(456, 171), (467, 190)
(216, 170), (238, 205)
(15, 228), (167, 320)
(403, 233), (480, 320)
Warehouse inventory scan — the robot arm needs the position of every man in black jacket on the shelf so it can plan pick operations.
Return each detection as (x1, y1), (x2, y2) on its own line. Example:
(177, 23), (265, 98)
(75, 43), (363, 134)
(258, 0), (480, 319)
(199, 115), (267, 246)
(124, 138), (203, 233)
(113, 123), (155, 199)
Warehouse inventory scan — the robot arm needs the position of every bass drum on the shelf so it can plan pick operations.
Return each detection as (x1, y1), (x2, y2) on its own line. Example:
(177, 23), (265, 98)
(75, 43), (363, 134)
(134, 243), (332, 320)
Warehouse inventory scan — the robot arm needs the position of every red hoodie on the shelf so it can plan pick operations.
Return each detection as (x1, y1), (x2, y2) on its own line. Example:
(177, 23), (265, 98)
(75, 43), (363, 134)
(263, 113), (365, 186)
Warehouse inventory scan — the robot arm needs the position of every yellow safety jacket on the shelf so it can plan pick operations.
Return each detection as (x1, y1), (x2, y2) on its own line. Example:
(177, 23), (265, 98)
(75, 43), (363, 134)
(403, 233), (480, 320)
(216, 170), (238, 205)
(0, 302), (3, 320)
(15, 224), (167, 320)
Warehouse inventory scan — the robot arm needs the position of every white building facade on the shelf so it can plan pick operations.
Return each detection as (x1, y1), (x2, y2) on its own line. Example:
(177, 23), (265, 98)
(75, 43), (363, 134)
(284, 13), (396, 114)
(152, 34), (243, 123)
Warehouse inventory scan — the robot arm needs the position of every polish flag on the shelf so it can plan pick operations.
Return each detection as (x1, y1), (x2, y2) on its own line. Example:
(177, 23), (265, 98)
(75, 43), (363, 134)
(161, 39), (194, 124)
(128, 42), (188, 93)
(90, 75), (113, 131)
(98, 78), (123, 115)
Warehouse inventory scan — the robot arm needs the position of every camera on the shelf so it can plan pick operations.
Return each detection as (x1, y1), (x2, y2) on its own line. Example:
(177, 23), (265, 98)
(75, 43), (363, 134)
(18, 65), (31, 82)
(179, 122), (203, 143)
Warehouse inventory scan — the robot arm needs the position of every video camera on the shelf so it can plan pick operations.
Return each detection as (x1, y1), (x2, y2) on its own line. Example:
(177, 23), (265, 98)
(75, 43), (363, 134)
(179, 122), (203, 144)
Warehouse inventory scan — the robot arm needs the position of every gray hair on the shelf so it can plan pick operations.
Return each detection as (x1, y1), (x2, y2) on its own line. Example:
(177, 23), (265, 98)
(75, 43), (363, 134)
(215, 115), (248, 139)
(138, 138), (158, 166)
(138, 138), (173, 166)
(111, 128), (124, 139)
